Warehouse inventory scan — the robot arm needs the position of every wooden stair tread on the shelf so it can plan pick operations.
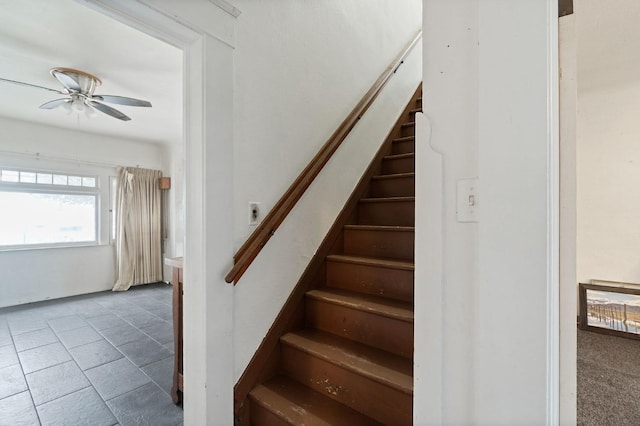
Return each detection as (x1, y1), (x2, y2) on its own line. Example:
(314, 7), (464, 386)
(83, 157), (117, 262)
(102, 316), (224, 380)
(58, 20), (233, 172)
(371, 172), (415, 181)
(326, 254), (414, 270)
(400, 122), (416, 128)
(383, 152), (414, 161)
(250, 375), (381, 425)
(359, 196), (414, 203)
(306, 288), (413, 323)
(343, 225), (414, 232)
(393, 135), (414, 142)
(409, 108), (422, 114)
(281, 329), (413, 395)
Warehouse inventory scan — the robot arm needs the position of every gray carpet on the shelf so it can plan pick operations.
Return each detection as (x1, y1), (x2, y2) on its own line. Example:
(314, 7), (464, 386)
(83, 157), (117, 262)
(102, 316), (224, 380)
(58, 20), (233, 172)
(578, 328), (640, 425)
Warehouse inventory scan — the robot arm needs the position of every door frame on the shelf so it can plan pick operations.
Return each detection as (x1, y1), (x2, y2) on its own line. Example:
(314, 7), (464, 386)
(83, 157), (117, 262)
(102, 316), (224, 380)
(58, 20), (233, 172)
(75, 0), (237, 423)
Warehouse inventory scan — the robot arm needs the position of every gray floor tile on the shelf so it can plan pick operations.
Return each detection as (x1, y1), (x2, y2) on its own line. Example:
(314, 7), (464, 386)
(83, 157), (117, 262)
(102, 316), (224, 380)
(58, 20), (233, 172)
(107, 382), (182, 426)
(95, 297), (131, 308)
(0, 391), (39, 426)
(39, 305), (74, 321)
(154, 310), (173, 322)
(99, 323), (146, 347)
(85, 357), (151, 401)
(14, 327), (58, 352)
(69, 340), (123, 370)
(57, 326), (102, 349)
(0, 364), (28, 399)
(6, 306), (40, 318)
(9, 317), (48, 336)
(2, 283), (179, 424)
(141, 356), (174, 396)
(37, 386), (116, 426)
(0, 325), (12, 347)
(117, 336), (171, 367)
(163, 342), (175, 354)
(140, 321), (173, 345)
(100, 301), (144, 314)
(86, 313), (127, 331)
(26, 360), (90, 405)
(117, 302), (150, 314)
(121, 312), (160, 329)
(72, 303), (111, 319)
(131, 297), (158, 306)
(135, 300), (168, 312)
(0, 344), (19, 369)
(110, 305), (149, 318)
(47, 315), (87, 333)
(19, 342), (71, 374)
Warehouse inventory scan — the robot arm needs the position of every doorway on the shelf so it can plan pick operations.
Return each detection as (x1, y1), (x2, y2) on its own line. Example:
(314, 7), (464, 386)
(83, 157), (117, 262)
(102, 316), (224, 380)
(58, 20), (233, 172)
(561, 0), (640, 423)
(80, 1), (237, 423)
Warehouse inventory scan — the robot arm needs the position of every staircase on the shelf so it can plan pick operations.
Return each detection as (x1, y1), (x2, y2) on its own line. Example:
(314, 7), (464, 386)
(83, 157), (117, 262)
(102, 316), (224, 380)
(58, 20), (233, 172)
(245, 93), (420, 425)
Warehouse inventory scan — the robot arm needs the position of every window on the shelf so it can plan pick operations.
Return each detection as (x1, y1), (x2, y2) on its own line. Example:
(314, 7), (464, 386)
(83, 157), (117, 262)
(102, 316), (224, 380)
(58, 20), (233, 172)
(0, 167), (99, 248)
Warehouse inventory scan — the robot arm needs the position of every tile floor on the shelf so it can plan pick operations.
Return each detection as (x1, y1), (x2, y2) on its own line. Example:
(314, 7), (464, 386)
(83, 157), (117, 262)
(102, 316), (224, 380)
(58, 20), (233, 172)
(0, 283), (182, 426)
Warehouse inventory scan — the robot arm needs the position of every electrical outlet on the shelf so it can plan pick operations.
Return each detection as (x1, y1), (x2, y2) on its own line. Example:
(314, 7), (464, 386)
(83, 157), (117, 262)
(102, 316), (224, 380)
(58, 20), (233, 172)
(249, 202), (260, 226)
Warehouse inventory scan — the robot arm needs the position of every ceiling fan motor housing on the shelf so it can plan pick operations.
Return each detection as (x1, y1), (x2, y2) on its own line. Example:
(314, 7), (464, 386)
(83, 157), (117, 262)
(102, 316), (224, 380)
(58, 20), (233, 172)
(50, 67), (101, 96)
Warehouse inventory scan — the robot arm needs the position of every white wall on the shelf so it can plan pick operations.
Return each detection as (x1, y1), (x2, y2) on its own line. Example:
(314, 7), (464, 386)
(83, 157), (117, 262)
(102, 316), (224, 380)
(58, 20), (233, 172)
(576, 83), (640, 284)
(418, 1), (478, 422)
(232, 0), (422, 248)
(162, 141), (185, 280)
(231, 0), (422, 381)
(575, 1), (640, 285)
(0, 117), (165, 307)
(419, 0), (557, 424)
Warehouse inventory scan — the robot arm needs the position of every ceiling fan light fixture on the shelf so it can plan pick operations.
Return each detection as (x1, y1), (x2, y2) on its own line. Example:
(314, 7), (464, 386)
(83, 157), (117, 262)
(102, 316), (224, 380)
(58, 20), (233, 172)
(61, 100), (72, 114)
(2, 67), (151, 121)
(72, 98), (85, 112)
(85, 105), (97, 118)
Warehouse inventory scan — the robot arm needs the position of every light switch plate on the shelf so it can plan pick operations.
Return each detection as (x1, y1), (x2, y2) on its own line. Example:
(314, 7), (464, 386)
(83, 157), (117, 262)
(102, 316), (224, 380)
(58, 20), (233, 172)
(457, 178), (479, 222)
(249, 202), (260, 226)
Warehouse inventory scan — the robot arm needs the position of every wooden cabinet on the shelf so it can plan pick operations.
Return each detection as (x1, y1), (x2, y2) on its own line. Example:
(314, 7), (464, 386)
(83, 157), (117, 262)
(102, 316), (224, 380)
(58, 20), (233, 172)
(165, 257), (183, 404)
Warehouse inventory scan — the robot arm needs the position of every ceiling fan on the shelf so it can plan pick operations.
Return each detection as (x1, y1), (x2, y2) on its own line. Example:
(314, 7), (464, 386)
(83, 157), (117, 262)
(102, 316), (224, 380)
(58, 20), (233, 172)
(0, 67), (152, 121)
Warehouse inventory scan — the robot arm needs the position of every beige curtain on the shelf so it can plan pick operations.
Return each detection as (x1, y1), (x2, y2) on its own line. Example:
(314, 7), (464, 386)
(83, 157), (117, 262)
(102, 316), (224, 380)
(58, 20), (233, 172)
(113, 167), (163, 291)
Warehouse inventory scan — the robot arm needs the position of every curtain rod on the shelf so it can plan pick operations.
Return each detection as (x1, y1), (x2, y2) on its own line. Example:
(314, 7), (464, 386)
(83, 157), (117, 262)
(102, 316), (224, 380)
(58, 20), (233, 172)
(0, 149), (141, 170)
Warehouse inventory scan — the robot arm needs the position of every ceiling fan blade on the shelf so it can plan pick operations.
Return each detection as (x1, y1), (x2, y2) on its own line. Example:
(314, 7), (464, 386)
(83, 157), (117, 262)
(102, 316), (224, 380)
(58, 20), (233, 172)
(39, 98), (71, 109)
(0, 77), (66, 94)
(87, 100), (131, 121)
(52, 70), (81, 92)
(92, 95), (151, 107)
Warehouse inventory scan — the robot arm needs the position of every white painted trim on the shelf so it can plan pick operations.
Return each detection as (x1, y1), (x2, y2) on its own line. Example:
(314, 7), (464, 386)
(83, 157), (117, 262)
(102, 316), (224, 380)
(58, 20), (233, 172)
(414, 111), (445, 425)
(81, 0), (237, 49)
(75, 0), (200, 46)
(207, 0), (241, 18)
(546, 0), (561, 424)
(137, 0), (236, 48)
(182, 37), (209, 426)
(558, 13), (577, 426)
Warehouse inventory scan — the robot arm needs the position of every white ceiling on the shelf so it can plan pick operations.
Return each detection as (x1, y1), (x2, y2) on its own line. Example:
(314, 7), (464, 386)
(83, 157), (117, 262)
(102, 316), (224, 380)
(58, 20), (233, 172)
(0, 0), (183, 146)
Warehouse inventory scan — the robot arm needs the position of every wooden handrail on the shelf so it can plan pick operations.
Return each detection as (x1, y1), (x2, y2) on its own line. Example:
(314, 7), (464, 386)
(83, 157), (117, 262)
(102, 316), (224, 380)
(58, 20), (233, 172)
(225, 30), (422, 284)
